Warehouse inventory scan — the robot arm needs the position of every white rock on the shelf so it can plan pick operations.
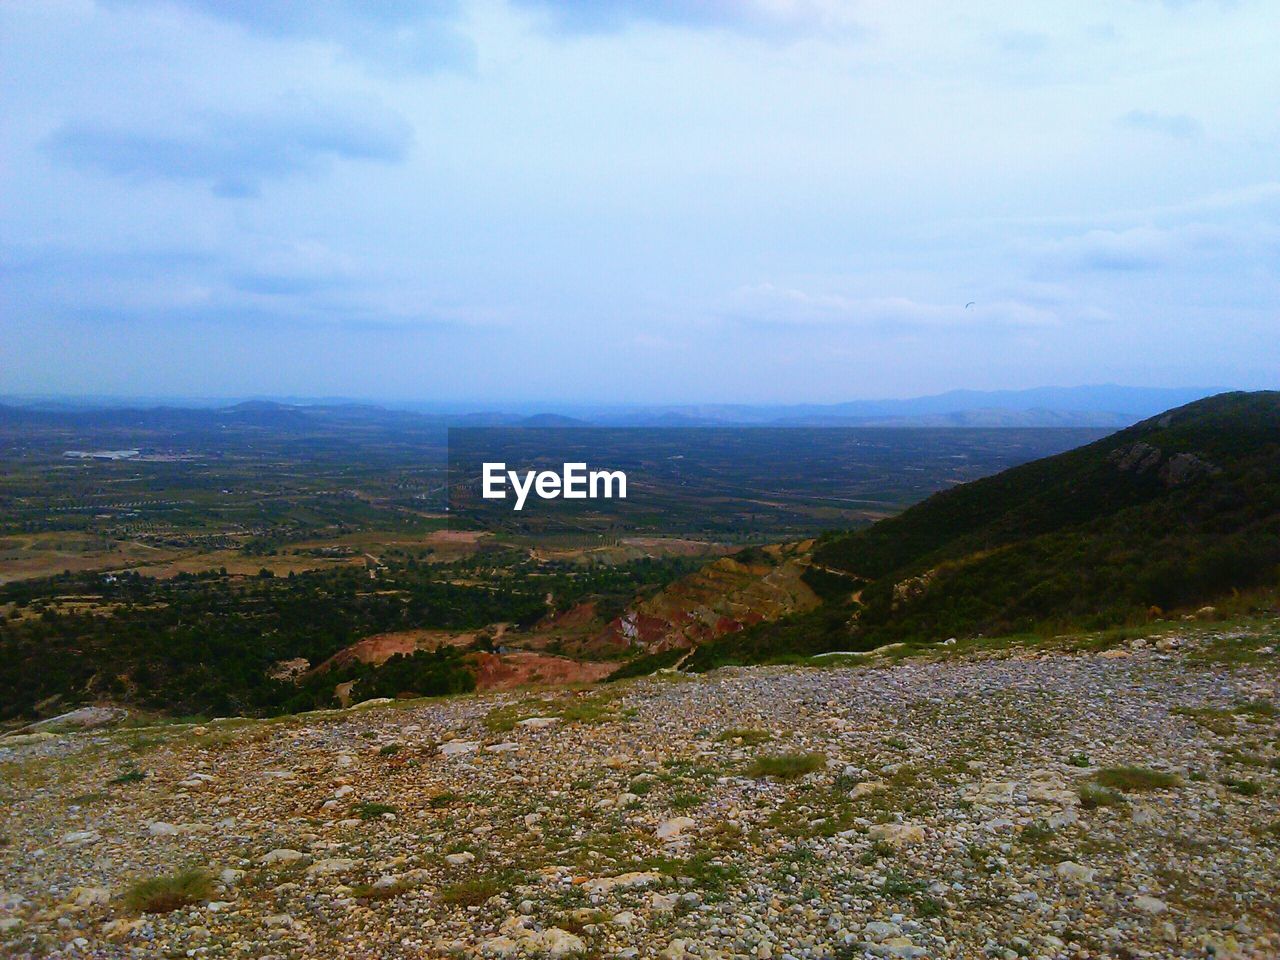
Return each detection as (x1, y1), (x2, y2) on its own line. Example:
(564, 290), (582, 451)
(517, 717), (560, 729)
(655, 817), (695, 841)
(1056, 861), (1097, 884)
(147, 821), (180, 837)
(850, 781), (887, 800)
(439, 740), (480, 757)
(868, 822), (925, 846)
(307, 858), (358, 877)
(583, 872), (661, 895)
(445, 852), (476, 866)
(651, 892), (680, 912)
(70, 887), (110, 908)
(480, 935), (522, 957)
(486, 742), (520, 753)
(1134, 895), (1168, 915)
(526, 927), (587, 957)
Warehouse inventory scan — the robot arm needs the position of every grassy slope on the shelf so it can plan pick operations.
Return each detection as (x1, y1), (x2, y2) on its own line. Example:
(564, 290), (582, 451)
(668, 392), (1280, 670)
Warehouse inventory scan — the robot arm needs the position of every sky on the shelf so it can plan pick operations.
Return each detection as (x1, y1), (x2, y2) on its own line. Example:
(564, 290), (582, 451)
(1, 0), (1278, 404)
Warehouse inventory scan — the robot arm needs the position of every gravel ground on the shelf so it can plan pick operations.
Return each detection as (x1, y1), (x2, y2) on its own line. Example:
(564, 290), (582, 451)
(2, 624), (1278, 960)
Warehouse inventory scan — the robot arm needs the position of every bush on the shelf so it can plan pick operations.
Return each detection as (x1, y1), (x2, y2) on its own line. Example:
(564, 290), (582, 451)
(1091, 766), (1181, 792)
(747, 752), (825, 780)
(439, 876), (505, 906)
(1078, 783), (1126, 809)
(122, 868), (213, 914)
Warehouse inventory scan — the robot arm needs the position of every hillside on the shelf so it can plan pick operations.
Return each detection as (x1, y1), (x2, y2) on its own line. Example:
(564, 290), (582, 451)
(666, 391), (1280, 670)
(3, 619), (1278, 958)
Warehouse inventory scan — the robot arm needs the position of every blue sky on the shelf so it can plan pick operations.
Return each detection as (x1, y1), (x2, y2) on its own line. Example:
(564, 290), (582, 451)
(1, 0), (1277, 403)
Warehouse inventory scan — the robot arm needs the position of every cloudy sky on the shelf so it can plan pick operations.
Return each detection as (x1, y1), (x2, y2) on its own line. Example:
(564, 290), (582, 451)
(2, 0), (1277, 403)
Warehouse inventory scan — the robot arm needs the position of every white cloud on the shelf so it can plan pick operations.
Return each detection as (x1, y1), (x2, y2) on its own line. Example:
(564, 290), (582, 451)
(725, 285), (1059, 329)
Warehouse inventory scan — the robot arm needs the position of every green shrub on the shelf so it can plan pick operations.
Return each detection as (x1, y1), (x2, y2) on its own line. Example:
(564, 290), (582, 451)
(747, 752), (825, 780)
(439, 876), (505, 907)
(1078, 783), (1126, 809)
(716, 727), (772, 745)
(122, 868), (213, 914)
(1091, 766), (1181, 792)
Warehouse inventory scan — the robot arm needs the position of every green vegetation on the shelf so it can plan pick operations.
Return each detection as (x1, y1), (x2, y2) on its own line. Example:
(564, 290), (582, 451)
(716, 727), (772, 745)
(438, 873), (521, 907)
(1091, 766), (1182, 792)
(0, 551), (696, 720)
(747, 752), (825, 780)
(1078, 783), (1127, 809)
(673, 392), (1280, 667)
(122, 867), (214, 914)
(354, 801), (397, 820)
(1222, 777), (1263, 796)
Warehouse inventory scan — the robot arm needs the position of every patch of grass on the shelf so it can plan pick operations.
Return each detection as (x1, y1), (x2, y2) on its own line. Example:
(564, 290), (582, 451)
(440, 880), (509, 911)
(426, 791), (460, 808)
(1066, 753), (1091, 768)
(1078, 783), (1127, 810)
(378, 743), (402, 756)
(1172, 706), (1237, 736)
(108, 769), (146, 785)
(882, 870), (925, 896)
(643, 853), (741, 895)
(1020, 822), (1054, 844)
(354, 801), (397, 820)
(558, 696), (619, 725)
(670, 792), (703, 811)
(351, 878), (417, 901)
(1222, 777), (1262, 796)
(1236, 699), (1277, 719)
(1091, 766), (1181, 792)
(122, 868), (214, 915)
(483, 703), (533, 733)
(716, 727), (772, 745)
(914, 894), (946, 918)
(747, 752), (825, 780)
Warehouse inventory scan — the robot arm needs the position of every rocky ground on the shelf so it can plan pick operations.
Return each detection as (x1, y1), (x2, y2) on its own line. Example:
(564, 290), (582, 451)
(2, 622), (1278, 960)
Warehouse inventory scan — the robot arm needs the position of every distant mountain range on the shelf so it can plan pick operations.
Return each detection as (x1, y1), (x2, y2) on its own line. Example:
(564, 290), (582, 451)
(0, 385), (1229, 428)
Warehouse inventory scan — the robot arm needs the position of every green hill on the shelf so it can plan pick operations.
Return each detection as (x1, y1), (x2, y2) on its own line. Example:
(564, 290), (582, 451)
(675, 391), (1280, 669)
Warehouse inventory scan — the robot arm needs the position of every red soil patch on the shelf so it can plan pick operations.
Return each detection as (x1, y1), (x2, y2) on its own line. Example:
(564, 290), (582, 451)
(470, 651), (617, 690)
(311, 629), (479, 674)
